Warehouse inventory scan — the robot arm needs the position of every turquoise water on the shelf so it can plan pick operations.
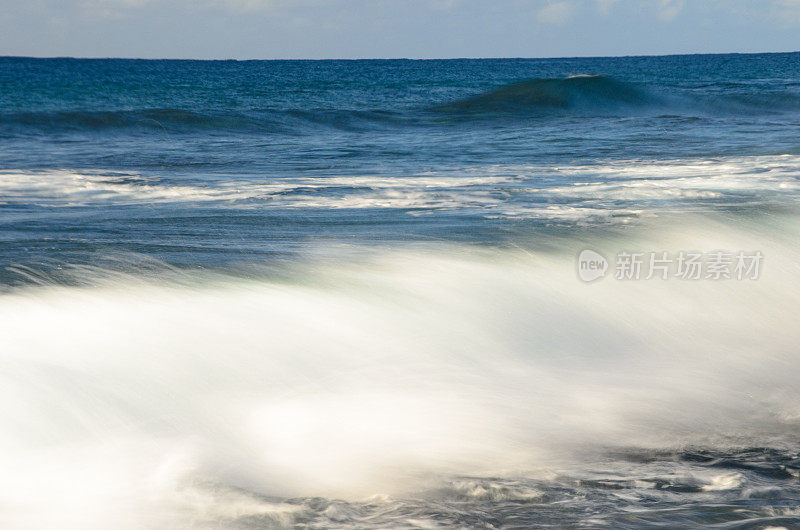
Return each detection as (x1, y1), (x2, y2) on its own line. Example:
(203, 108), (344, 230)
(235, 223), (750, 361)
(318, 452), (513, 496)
(1, 54), (799, 528)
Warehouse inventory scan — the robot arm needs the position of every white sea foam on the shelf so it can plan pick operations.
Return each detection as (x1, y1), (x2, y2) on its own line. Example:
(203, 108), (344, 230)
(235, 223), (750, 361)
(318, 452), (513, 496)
(701, 473), (746, 491)
(1, 155), (797, 220)
(1, 212), (799, 528)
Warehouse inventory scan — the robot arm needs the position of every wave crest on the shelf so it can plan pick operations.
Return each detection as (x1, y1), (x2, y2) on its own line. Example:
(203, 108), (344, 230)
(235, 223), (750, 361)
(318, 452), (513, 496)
(435, 75), (654, 114)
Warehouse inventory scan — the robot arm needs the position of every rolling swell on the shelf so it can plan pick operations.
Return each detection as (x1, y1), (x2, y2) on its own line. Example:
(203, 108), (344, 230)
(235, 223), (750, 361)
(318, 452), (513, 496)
(435, 75), (657, 114)
(0, 108), (280, 134)
(0, 107), (406, 135)
(4, 75), (800, 138)
(435, 75), (800, 117)
(0, 78), (660, 136)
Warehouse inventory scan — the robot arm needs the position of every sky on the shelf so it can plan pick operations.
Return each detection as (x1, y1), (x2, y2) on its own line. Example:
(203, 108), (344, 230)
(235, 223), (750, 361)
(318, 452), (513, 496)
(1, 0), (800, 59)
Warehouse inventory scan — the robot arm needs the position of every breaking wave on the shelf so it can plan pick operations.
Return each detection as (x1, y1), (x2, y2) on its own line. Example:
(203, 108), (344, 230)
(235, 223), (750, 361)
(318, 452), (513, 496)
(5, 75), (800, 138)
(436, 75), (656, 114)
(435, 75), (800, 117)
(1, 211), (799, 528)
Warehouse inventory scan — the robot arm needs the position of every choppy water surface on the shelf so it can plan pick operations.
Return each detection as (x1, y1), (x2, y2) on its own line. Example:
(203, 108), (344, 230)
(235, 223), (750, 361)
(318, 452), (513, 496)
(1, 54), (800, 528)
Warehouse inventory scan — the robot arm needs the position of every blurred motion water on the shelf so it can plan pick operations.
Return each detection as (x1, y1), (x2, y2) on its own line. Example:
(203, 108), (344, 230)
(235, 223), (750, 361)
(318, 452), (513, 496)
(1, 54), (799, 528)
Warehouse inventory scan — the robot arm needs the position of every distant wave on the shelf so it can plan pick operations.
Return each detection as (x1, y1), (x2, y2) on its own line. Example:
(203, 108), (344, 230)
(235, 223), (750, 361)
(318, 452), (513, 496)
(0, 108), (277, 133)
(434, 75), (800, 117)
(0, 107), (406, 135)
(3, 76), (800, 137)
(435, 75), (656, 114)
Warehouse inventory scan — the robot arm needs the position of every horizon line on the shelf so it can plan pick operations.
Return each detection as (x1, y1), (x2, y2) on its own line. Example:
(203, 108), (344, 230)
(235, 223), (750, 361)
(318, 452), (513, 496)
(2, 49), (799, 62)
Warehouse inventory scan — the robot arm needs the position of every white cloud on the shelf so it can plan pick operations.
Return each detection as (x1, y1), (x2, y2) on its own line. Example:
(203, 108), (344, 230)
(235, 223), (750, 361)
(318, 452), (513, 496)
(423, 0), (463, 11)
(204, 0), (299, 12)
(537, 0), (575, 24)
(76, 0), (155, 19)
(657, 0), (685, 21)
(79, 0), (153, 7)
(595, 0), (620, 16)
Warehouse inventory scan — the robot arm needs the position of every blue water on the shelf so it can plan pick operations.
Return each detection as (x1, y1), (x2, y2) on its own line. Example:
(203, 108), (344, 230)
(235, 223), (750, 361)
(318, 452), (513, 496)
(1, 54), (800, 529)
(2, 54), (800, 274)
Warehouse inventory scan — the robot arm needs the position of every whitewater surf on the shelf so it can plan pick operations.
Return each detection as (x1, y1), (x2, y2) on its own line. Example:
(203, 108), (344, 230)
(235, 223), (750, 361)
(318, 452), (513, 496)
(2, 54), (800, 528)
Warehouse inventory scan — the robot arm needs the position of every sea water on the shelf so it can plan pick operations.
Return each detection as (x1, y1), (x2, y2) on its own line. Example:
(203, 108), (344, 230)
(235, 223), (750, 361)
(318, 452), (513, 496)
(1, 54), (800, 528)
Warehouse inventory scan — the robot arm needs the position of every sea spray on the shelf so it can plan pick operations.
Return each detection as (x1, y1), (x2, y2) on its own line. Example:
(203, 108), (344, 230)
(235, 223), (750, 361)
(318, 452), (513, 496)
(1, 212), (799, 528)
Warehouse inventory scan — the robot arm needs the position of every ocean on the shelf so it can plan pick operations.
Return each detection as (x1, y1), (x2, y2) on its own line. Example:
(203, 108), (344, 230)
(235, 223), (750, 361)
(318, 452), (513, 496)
(1, 53), (799, 528)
